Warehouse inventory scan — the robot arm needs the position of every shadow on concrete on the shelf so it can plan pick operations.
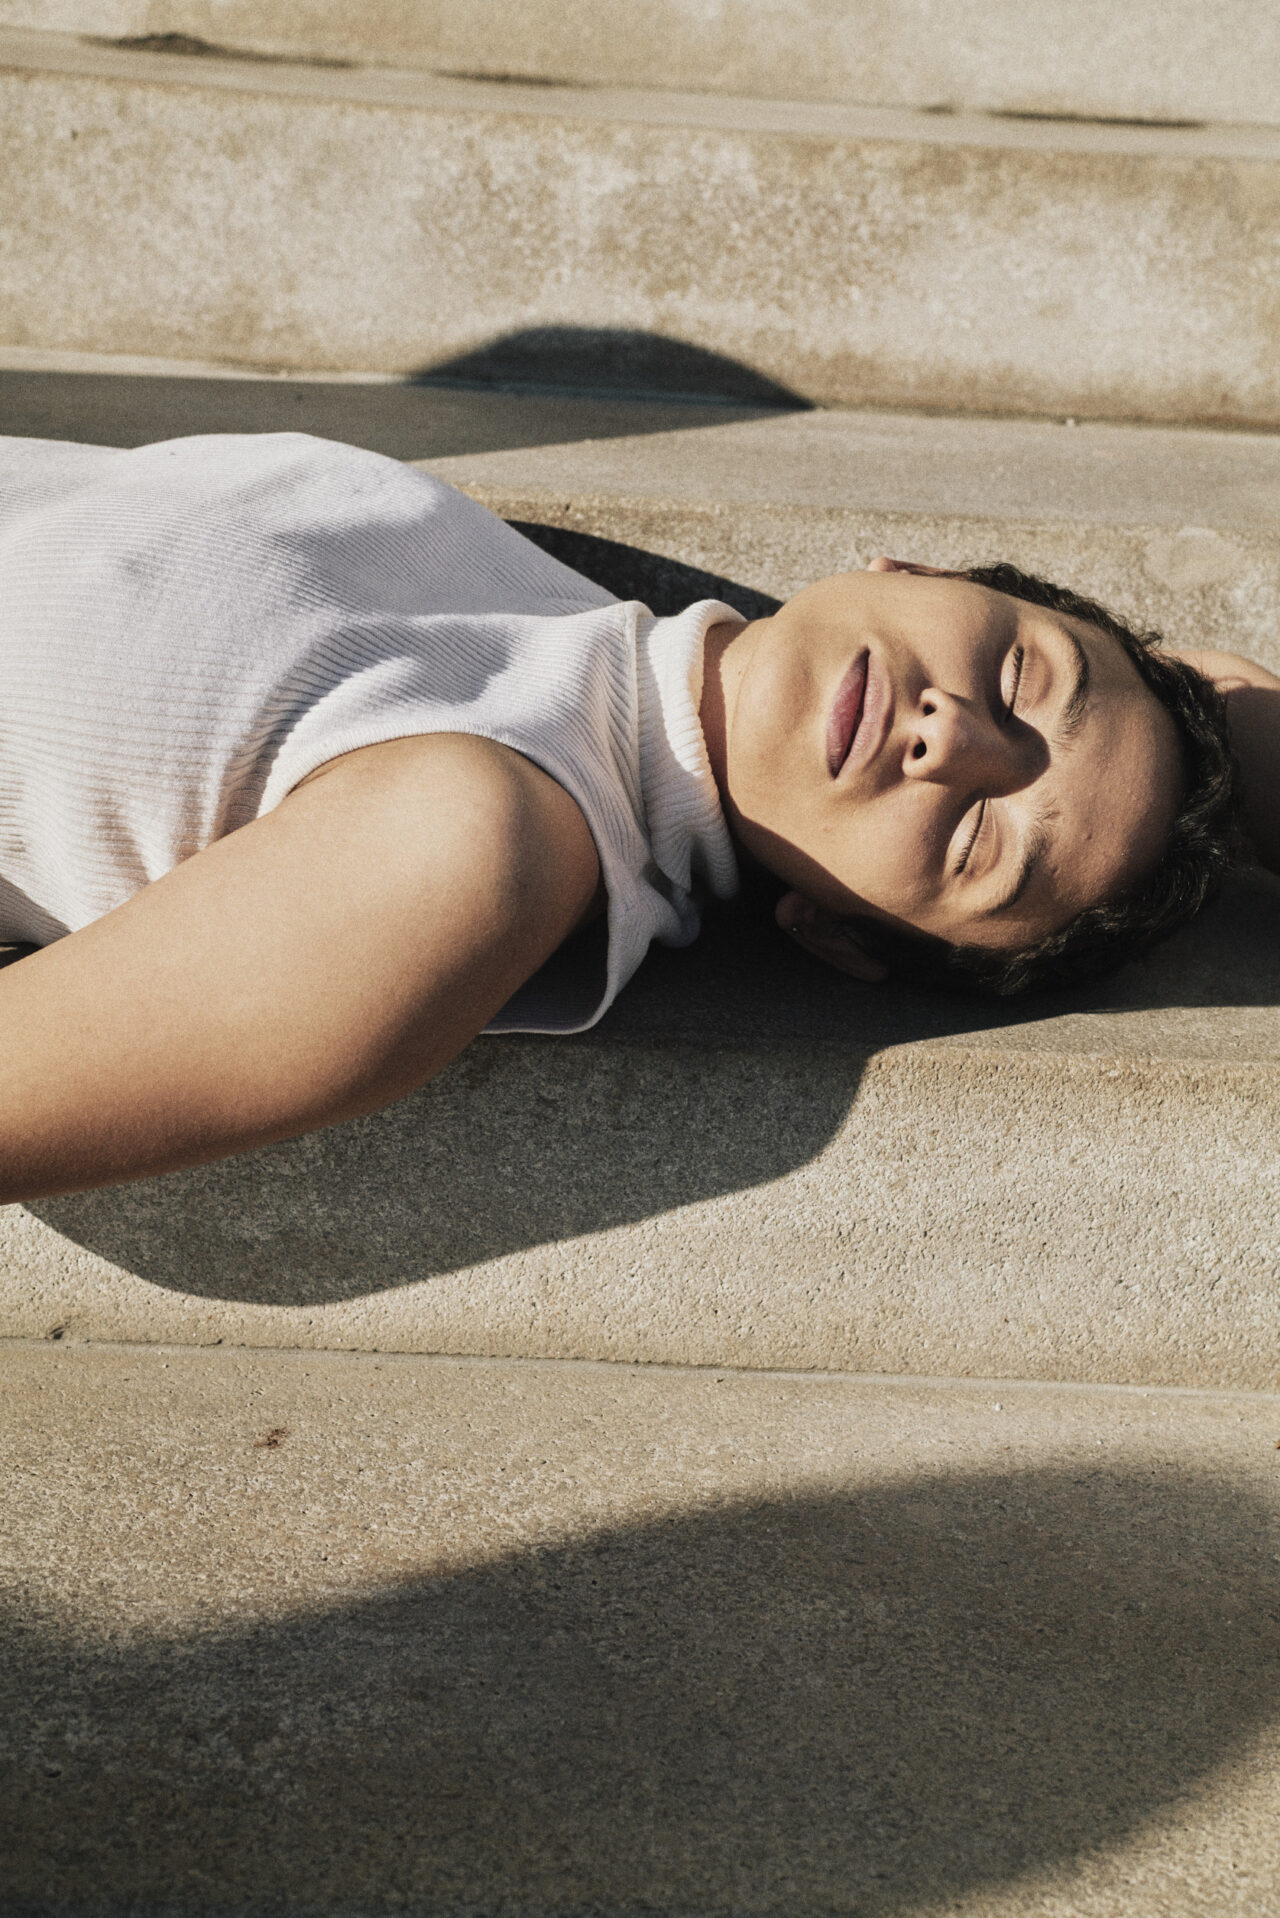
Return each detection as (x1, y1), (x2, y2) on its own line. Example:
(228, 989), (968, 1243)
(26, 863), (1280, 1309)
(510, 517), (787, 620)
(0, 327), (808, 460)
(422, 325), (814, 407)
(6, 1462), (1277, 1913)
(23, 536), (1280, 1308)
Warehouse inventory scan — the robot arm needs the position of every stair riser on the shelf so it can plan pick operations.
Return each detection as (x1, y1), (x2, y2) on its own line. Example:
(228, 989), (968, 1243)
(5, 1041), (1278, 1389)
(4, 56), (1280, 425)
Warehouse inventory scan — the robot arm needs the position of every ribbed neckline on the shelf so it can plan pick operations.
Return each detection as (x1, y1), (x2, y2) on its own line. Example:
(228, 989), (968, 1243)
(635, 599), (743, 908)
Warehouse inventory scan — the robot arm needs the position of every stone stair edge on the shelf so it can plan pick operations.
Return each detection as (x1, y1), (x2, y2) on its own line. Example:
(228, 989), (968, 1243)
(445, 463), (1280, 541)
(14, 347), (1280, 451)
(4, 23), (1279, 161)
(6, 1329), (1280, 1402)
(3, 1), (1278, 133)
(2, 885), (1276, 1389)
(414, 409), (1280, 666)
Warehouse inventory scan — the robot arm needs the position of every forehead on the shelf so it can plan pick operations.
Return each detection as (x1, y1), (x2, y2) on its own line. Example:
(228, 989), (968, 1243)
(794, 568), (1003, 637)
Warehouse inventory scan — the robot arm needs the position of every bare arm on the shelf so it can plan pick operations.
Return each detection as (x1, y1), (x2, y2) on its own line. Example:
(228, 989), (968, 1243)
(1171, 648), (1280, 874)
(0, 733), (601, 1202)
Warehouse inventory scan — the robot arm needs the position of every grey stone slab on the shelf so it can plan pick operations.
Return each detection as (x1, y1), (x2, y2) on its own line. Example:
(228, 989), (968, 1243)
(3, 1338), (1280, 1917)
(3, 30), (1280, 424)
(422, 404), (1280, 664)
(2, 0), (1277, 128)
(7, 361), (1280, 660)
(4, 869), (1280, 1389)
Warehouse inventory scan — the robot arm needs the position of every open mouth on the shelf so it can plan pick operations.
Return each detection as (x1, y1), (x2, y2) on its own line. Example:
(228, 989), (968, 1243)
(827, 650), (870, 777)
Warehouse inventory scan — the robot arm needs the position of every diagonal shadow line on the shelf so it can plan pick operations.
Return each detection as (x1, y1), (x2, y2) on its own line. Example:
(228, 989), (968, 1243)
(5, 1461), (1278, 1915)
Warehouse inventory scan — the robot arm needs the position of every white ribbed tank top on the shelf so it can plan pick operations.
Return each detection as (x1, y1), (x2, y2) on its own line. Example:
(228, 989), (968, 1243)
(0, 432), (742, 1033)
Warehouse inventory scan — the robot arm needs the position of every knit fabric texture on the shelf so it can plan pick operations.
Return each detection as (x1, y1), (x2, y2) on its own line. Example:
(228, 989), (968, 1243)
(0, 432), (741, 1033)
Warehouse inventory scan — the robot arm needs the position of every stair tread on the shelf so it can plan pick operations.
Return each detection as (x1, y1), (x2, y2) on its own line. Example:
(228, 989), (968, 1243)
(4, 1337), (1279, 1917)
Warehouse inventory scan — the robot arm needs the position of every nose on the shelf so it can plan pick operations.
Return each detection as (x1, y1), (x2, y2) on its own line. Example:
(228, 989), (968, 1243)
(901, 688), (1039, 791)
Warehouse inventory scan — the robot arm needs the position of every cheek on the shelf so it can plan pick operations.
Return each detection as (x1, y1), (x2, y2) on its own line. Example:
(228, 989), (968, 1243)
(829, 795), (935, 914)
(734, 633), (819, 781)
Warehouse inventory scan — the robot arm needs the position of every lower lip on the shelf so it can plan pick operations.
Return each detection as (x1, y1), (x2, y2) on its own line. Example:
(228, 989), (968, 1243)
(827, 651), (869, 777)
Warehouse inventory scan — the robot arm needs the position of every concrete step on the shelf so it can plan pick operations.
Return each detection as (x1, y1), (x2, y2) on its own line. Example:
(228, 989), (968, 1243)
(3, 0), (1277, 128)
(8, 358), (1273, 664)
(5, 1337), (1280, 1916)
(4, 29), (1280, 426)
(7, 869), (1280, 1390)
(420, 402), (1280, 665)
(0, 346), (787, 461)
(3, 383), (1280, 1390)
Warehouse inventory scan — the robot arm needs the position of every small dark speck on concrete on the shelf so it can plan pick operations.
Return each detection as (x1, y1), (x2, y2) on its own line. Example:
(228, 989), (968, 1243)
(254, 1427), (289, 1450)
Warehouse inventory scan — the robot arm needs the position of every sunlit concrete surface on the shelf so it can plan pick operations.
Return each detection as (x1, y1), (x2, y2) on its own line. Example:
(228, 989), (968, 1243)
(2, 30), (1279, 424)
(3, 1339), (1280, 1916)
(6, 362), (1278, 658)
(424, 403), (1280, 663)
(3, 871), (1279, 1389)
(1, 0), (1276, 127)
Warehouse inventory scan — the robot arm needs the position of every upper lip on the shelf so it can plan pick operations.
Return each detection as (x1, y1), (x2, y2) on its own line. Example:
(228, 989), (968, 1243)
(828, 649), (890, 780)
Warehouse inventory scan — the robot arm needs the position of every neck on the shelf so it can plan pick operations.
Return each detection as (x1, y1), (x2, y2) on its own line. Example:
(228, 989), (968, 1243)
(700, 616), (755, 810)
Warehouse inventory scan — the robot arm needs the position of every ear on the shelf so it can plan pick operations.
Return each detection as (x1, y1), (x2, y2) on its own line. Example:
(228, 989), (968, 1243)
(867, 555), (963, 578)
(774, 890), (890, 984)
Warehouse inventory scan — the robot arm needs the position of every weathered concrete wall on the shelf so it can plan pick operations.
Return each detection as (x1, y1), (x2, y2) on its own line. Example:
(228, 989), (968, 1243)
(2, 0), (1277, 127)
(3, 32), (1279, 424)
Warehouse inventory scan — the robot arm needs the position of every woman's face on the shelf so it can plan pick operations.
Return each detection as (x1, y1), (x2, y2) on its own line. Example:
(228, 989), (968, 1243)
(706, 562), (1182, 959)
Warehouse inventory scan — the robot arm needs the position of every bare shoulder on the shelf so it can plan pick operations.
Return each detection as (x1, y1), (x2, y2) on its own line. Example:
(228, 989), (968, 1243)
(295, 731), (602, 933)
(1168, 647), (1280, 693)
(0, 732), (601, 1201)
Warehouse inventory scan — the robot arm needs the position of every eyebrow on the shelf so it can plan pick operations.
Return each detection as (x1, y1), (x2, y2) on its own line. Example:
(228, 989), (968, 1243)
(979, 627), (1091, 920)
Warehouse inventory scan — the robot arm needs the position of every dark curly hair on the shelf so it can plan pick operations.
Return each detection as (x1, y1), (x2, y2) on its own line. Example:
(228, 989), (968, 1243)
(844, 564), (1241, 996)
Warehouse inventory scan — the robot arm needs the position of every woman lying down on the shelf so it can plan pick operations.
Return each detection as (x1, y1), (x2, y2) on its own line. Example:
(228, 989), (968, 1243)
(0, 430), (1265, 1201)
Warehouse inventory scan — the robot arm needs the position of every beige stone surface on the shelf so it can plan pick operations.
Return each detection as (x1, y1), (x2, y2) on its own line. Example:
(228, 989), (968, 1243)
(3, 1338), (1280, 1915)
(2, 385), (1278, 1386)
(3, 30), (1280, 424)
(1, 0), (1277, 127)
(0, 348), (780, 459)
(13, 358), (1280, 662)
(8, 362), (1279, 660)
(4, 869), (1280, 1390)
(420, 403), (1280, 664)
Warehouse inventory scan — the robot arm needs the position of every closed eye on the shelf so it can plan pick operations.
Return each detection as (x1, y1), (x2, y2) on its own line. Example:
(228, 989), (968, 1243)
(954, 798), (985, 875)
(1004, 643), (1025, 720)
(955, 644), (1024, 873)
